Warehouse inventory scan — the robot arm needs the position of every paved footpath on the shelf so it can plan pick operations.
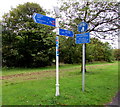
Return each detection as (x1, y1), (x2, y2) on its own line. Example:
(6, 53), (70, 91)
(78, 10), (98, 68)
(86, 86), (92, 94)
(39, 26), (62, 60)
(105, 91), (120, 107)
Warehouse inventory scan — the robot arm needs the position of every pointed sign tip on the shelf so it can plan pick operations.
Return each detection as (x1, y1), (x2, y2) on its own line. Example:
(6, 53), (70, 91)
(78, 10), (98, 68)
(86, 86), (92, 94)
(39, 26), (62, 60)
(32, 13), (37, 23)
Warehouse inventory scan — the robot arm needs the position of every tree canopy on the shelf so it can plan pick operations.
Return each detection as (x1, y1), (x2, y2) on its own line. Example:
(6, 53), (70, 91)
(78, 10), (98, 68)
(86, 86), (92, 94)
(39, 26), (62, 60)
(1, 2), (118, 68)
(59, 37), (114, 64)
(55, 1), (117, 66)
(113, 49), (120, 60)
(2, 2), (56, 67)
(58, 1), (119, 42)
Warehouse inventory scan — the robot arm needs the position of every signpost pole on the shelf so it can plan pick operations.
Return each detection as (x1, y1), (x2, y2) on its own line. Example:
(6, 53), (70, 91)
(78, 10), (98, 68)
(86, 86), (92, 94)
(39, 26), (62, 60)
(82, 43), (85, 92)
(55, 18), (60, 96)
(54, 7), (60, 96)
(77, 21), (89, 92)
(54, 6), (60, 96)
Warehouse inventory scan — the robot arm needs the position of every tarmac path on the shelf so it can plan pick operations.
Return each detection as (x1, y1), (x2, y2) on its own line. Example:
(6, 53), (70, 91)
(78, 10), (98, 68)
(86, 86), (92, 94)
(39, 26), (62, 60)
(105, 91), (120, 107)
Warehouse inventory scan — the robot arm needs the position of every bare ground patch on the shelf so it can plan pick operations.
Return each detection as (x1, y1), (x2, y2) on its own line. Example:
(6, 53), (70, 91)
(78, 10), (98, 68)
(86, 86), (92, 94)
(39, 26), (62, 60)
(1, 63), (116, 81)
(1, 70), (55, 80)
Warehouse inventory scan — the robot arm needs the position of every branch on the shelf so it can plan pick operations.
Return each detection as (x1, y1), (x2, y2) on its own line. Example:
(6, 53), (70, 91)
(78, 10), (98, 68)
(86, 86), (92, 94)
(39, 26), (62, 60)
(89, 17), (119, 32)
(87, 10), (105, 23)
(93, 28), (118, 32)
(84, 1), (89, 21)
(87, 8), (118, 23)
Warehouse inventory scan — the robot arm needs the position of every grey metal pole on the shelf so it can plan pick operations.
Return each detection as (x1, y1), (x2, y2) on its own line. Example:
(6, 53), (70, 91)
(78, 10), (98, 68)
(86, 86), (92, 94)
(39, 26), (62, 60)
(55, 18), (60, 96)
(82, 43), (85, 92)
(53, 6), (60, 96)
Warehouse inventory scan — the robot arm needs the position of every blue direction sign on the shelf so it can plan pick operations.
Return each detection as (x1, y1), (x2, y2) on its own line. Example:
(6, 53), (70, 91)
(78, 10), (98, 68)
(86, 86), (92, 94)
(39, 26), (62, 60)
(76, 32), (90, 44)
(59, 29), (74, 37)
(32, 13), (55, 27)
(78, 22), (88, 32)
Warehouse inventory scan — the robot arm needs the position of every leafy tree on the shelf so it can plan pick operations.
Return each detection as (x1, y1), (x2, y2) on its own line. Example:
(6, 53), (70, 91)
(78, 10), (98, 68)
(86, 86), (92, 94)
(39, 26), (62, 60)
(86, 38), (114, 63)
(60, 37), (114, 64)
(2, 2), (56, 67)
(113, 49), (120, 60)
(56, 1), (119, 72)
(59, 36), (82, 64)
(103, 42), (114, 62)
(58, 1), (119, 40)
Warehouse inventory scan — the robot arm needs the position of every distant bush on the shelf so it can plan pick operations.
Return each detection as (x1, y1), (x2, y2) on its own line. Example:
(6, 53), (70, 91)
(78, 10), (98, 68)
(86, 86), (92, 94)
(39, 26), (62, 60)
(113, 49), (120, 61)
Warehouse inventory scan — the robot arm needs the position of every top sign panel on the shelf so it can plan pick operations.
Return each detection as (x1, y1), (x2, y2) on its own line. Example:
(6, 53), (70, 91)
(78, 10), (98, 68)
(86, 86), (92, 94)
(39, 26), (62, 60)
(59, 29), (74, 37)
(78, 22), (88, 32)
(33, 13), (55, 27)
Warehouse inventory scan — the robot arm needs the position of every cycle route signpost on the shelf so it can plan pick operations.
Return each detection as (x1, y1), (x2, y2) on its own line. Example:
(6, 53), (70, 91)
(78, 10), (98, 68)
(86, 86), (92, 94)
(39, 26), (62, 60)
(76, 22), (90, 92)
(33, 12), (74, 96)
(33, 12), (90, 94)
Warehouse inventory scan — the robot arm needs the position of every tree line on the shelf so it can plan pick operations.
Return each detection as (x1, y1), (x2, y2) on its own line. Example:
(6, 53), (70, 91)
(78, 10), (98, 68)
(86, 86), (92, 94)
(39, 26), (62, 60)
(1, 2), (119, 68)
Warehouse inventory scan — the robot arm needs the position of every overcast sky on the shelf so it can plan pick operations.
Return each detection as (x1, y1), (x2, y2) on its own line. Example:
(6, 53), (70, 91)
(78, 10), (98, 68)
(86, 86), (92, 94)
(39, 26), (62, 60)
(0, 0), (59, 19)
(1, 0), (120, 19)
(0, 0), (119, 48)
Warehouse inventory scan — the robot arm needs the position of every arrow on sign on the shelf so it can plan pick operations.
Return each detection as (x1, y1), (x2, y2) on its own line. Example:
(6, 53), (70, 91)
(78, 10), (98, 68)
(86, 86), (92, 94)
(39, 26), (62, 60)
(32, 13), (55, 27)
(33, 13), (37, 23)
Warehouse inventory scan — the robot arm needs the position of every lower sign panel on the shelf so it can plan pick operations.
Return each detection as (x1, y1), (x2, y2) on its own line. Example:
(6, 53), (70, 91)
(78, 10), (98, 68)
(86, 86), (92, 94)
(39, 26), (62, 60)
(59, 29), (74, 37)
(76, 32), (90, 44)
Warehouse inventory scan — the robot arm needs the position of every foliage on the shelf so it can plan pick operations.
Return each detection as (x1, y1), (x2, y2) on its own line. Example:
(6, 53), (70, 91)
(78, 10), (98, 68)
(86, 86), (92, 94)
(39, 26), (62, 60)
(113, 49), (120, 60)
(59, 36), (82, 64)
(59, 37), (114, 64)
(58, 1), (119, 40)
(2, 2), (56, 67)
(56, 1), (118, 65)
(1, 2), (118, 68)
(86, 38), (114, 62)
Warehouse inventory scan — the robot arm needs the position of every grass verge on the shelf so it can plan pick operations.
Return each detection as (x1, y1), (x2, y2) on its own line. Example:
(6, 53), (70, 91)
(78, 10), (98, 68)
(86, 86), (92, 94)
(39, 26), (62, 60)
(2, 61), (118, 105)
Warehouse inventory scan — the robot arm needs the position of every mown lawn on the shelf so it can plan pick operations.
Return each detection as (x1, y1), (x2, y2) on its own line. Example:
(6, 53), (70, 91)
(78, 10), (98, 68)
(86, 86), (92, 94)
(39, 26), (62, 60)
(1, 61), (118, 105)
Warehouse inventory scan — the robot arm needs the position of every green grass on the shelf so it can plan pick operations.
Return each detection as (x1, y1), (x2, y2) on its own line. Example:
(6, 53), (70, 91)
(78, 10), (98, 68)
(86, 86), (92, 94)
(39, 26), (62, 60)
(2, 64), (80, 76)
(1, 61), (118, 105)
(2, 61), (115, 76)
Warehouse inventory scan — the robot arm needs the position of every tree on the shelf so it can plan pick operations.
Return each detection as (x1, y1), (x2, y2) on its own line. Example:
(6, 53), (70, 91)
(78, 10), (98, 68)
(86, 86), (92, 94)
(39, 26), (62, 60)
(58, 1), (119, 40)
(113, 49), (120, 60)
(86, 38), (114, 62)
(56, 1), (119, 72)
(2, 2), (56, 67)
(59, 36), (82, 64)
